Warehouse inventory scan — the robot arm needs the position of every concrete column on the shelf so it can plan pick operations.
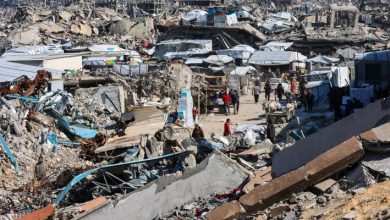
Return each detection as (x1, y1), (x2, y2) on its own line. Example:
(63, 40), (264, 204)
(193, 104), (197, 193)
(353, 11), (359, 31)
(330, 9), (336, 29)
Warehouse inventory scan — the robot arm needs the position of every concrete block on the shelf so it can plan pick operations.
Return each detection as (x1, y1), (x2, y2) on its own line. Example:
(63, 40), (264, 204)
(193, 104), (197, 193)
(80, 152), (250, 220)
(272, 98), (390, 177)
(205, 201), (245, 220)
(239, 137), (363, 214)
(313, 179), (337, 193)
(243, 167), (272, 193)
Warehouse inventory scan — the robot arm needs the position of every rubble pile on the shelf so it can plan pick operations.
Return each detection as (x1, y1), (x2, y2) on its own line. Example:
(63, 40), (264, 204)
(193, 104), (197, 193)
(0, 3), (155, 52)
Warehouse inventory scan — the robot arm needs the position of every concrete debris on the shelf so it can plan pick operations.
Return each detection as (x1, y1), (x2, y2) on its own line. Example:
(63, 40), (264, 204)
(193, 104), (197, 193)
(79, 152), (250, 220)
(313, 179), (337, 193)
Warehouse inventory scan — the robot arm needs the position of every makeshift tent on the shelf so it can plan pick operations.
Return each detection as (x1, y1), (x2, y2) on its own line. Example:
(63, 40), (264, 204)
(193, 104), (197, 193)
(248, 51), (307, 66)
(217, 45), (255, 60)
(330, 67), (350, 88)
(308, 55), (340, 65)
(204, 55), (234, 66)
(336, 48), (358, 60)
(222, 65), (256, 75)
(260, 42), (294, 51)
(181, 10), (208, 24)
(306, 80), (330, 108)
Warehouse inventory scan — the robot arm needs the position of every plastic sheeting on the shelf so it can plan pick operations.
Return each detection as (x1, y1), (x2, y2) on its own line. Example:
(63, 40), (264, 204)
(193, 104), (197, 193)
(197, 139), (224, 151)
(225, 13), (238, 26)
(306, 81), (330, 108)
(330, 67), (350, 88)
(0, 134), (20, 172)
(235, 124), (267, 134)
(204, 55), (234, 66)
(181, 10), (208, 22)
(223, 66), (256, 76)
(308, 55), (340, 65)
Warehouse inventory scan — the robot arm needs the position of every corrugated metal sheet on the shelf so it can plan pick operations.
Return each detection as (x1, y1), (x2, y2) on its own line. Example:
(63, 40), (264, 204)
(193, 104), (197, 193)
(248, 51), (293, 65)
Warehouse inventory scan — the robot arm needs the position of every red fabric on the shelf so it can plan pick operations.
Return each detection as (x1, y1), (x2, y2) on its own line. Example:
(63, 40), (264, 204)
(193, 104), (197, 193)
(192, 109), (198, 116)
(222, 94), (231, 105)
(224, 122), (231, 136)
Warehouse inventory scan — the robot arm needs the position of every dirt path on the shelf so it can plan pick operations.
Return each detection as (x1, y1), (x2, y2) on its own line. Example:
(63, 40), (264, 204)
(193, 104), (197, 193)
(198, 94), (271, 137)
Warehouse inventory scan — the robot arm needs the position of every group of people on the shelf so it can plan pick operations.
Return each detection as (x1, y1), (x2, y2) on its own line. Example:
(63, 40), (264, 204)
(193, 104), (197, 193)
(254, 80), (290, 103)
(191, 118), (232, 140)
(222, 90), (240, 116)
(192, 117), (276, 144)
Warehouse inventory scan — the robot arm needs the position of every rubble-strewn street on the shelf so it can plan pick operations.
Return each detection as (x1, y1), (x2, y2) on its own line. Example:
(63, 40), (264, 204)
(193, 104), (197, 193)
(0, 0), (390, 219)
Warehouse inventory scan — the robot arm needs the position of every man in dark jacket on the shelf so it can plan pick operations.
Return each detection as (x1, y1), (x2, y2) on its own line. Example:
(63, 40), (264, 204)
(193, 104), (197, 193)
(230, 91), (238, 115)
(276, 83), (284, 101)
(264, 80), (271, 101)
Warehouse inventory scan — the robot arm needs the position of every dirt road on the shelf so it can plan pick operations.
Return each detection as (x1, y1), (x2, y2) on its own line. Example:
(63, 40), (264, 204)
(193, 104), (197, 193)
(198, 94), (270, 137)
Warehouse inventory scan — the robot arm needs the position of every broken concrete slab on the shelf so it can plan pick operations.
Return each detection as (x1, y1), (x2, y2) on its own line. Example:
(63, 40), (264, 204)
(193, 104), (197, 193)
(272, 98), (390, 177)
(80, 152), (250, 220)
(344, 164), (375, 189)
(239, 137), (363, 214)
(205, 200), (245, 220)
(58, 11), (72, 22)
(35, 21), (65, 33)
(71, 24), (92, 36)
(362, 153), (390, 177)
(8, 27), (41, 46)
(313, 179), (337, 193)
(243, 167), (272, 193)
(360, 122), (390, 152)
(269, 204), (291, 217)
(360, 122), (390, 143)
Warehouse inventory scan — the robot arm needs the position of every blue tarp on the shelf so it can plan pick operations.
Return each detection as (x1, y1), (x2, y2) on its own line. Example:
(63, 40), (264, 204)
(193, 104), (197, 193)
(47, 108), (97, 139)
(0, 134), (20, 172)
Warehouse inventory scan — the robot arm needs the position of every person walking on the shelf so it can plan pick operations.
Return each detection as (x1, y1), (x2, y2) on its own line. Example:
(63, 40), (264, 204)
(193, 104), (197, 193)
(276, 83), (284, 101)
(235, 90), (240, 113)
(253, 84), (261, 104)
(299, 78), (307, 109)
(264, 80), (271, 101)
(230, 91), (238, 115)
(222, 92), (231, 116)
(266, 119), (275, 143)
(291, 77), (297, 94)
(224, 118), (232, 136)
(192, 107), (199, 123)
(307, 90), (315, 113)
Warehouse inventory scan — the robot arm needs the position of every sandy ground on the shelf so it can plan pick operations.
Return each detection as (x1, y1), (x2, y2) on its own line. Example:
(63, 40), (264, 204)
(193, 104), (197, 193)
(197, 94), (271, 137)
(301, 181), (390, 220)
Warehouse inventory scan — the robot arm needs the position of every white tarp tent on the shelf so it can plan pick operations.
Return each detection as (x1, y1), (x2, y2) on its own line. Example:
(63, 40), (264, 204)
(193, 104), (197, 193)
(181, 10), (208, 22)
(223, 65), (256, 76)
(248, 51), (307, 66)
(330, 66), (350, 88)
(260, 42), (294, 51)
(204, 55), (234, 66)
(308, 55), (340, 65)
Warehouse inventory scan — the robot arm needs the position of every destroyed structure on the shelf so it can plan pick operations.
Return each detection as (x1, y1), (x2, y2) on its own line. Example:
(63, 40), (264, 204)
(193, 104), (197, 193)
(0, 0), (390, 219)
